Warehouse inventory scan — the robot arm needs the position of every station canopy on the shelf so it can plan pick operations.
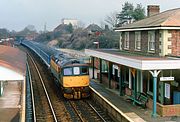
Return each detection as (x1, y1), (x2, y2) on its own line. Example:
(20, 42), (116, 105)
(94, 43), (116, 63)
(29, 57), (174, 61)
(0, 45), (26, 81)
(85, 49), (180, 70)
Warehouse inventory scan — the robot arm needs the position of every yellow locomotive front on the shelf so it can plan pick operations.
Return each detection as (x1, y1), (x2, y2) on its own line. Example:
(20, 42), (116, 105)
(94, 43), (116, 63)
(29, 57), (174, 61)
(62, 64), (90, 99)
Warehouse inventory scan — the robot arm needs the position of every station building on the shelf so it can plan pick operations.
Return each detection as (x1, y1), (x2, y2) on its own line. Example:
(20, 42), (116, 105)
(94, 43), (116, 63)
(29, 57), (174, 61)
(85, 7), (180, 117)
(0, 45), (26, 121)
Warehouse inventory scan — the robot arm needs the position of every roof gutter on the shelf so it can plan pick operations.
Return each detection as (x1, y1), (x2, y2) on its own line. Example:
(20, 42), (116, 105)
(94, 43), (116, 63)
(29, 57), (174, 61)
(115, 26), (180, 32)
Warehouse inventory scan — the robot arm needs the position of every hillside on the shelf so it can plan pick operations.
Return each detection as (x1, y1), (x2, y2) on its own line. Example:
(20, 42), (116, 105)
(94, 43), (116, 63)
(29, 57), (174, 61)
(35, 24), (119, 50)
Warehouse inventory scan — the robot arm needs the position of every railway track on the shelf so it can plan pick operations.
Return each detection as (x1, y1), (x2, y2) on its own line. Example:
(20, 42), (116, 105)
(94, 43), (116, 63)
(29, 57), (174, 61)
(66, 100), (113, 122)
(21, 45), (114, 122)
(25, 47), (71, 122)
(27, 53), (58, 121)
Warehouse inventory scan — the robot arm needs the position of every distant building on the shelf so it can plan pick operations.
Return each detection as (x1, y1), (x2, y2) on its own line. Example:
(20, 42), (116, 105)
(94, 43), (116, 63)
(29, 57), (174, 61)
(85, 24), (102, 36)
(61, 19), (79, 28)
(0, 38), (14, 47)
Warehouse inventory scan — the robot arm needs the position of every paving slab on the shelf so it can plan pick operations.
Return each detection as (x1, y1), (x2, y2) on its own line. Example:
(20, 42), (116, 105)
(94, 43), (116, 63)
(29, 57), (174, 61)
(90, 80), (180, 122)
(0, 82), (21, 122)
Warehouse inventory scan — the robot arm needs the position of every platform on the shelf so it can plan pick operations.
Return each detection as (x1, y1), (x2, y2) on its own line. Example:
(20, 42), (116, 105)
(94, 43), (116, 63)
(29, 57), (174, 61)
(0, 45), (26, 122)
(0, 82), (21, 121)
(90, 80), (180, 122)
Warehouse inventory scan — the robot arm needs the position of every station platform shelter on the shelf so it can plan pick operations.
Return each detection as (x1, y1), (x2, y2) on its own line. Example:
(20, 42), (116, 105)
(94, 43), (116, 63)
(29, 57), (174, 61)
(0, 45), (26, 121)
(85, 49), (180, 117)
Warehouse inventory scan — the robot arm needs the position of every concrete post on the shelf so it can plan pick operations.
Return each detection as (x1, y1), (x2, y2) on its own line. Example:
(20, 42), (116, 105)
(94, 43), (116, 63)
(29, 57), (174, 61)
(0, 81), (3, 96)
(0, 81), (1, 96)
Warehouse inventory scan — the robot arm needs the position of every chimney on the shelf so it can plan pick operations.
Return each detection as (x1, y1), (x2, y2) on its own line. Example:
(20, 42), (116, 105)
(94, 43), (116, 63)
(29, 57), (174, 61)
(147, 5), (160, 17)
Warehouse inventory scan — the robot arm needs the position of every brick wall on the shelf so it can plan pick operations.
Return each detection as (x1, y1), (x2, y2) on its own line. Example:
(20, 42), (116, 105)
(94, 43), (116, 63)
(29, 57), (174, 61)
(121, 32), (124, 50)
(147, 98), (180, 116)
(170, 30), (180, 56)
(141, 31), (148, 53)
(129, 32), (135, 51)
(155, 30), (160, 55)
(121, 30), (160, 56)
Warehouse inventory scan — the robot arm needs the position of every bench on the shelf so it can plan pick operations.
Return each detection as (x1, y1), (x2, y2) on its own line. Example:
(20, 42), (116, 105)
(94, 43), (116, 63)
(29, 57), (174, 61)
(127, 92), (148, 108)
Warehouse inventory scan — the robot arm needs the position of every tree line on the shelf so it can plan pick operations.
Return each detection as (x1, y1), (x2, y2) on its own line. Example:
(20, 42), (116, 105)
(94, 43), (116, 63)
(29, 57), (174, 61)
(105, 2), (145, 28)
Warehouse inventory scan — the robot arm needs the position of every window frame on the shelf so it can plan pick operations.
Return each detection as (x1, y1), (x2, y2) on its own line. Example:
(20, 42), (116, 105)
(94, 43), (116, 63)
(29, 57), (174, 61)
(124, 32), (129, 49)
(135, 31), (141, 50)
(148, 31), (155, 52)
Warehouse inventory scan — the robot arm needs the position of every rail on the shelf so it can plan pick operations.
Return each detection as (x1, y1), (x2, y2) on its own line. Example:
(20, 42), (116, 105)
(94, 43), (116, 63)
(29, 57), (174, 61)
(69, 101), (85, 122)
(26, 61), (36, 122)
(68, 100), (111, 122)
(87, 102), (107, 122)
(28, 53), (58, 122)
(90, 86), (134, 122)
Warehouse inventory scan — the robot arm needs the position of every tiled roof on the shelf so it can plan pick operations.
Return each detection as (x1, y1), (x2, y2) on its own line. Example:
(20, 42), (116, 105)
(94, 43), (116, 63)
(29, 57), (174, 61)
(0, 45), (26, 76)
(115, 8), (180, 30)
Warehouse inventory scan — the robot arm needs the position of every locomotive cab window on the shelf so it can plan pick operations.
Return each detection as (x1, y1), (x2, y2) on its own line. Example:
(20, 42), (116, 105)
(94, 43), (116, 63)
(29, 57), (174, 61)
(64, 68), (73, 76)
(81, 67), (89, 75)
(73, 67), (80, 75)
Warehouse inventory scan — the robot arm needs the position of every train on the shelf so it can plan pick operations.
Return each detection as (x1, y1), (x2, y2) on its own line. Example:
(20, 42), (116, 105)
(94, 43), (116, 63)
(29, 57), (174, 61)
(50, 52), (90, 99)
(21, 40), (90, 99)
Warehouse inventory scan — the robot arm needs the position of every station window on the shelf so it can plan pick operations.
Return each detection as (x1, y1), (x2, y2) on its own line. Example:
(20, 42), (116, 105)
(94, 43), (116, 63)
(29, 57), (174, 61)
(102, 60), (108, 73)
(63, 68), (73, 76)
(124, 32), (129, 49)
(148, 31), (155, 52)
(135, 31), (141, 50)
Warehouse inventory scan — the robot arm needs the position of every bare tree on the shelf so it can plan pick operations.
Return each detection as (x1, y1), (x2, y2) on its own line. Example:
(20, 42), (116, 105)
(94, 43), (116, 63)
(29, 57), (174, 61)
(104, 11), (118, 29)
(100, 21), (106, 29)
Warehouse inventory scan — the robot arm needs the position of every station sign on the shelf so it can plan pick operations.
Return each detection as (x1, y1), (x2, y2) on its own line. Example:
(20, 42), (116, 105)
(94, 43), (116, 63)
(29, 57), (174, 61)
(160, 77), (174, 81)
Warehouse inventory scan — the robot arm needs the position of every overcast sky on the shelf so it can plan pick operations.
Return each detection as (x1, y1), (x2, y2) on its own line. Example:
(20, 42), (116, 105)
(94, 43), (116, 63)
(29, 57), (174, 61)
(0, 0), (179, 31)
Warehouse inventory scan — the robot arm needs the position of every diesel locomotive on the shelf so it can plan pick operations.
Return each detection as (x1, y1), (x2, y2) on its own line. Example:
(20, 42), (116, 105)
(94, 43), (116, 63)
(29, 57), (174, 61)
(50, 53), (90, 99)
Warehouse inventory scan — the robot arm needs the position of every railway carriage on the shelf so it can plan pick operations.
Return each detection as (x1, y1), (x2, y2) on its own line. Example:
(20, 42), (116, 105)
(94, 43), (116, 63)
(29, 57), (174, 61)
(50, 53), (90, 99)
